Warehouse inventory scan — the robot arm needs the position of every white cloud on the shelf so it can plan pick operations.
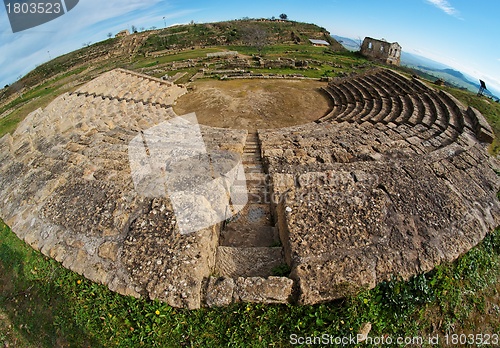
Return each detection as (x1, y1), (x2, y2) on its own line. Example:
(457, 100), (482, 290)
(0, 1), (200, 86)
(425, 0), (460, 17)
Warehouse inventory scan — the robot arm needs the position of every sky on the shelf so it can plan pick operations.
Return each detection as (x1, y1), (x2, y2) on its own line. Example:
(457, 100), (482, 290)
(1, 0), (499, 95)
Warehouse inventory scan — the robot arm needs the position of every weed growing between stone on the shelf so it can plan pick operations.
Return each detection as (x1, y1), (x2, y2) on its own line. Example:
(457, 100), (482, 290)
(0, 220), (498, 347)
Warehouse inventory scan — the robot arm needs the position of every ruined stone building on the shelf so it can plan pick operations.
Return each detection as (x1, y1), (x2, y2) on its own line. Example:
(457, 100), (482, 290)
(360, 37), (401, 66)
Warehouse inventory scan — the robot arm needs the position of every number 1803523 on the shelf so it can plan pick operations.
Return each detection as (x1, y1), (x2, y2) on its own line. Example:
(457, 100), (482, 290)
(6, 2), (62, 14)
(444, 333), (499, 345)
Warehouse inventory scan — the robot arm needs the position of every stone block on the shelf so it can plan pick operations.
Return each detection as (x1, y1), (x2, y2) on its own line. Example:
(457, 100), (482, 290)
(467, 107), (494, 143)
(205, 276), (235, 307)
(234, 277), (293, 304)
(98, 241), (120, 262)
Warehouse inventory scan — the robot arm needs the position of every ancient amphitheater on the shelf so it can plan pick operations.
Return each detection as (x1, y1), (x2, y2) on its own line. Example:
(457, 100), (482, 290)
(0, 68), (499, 309)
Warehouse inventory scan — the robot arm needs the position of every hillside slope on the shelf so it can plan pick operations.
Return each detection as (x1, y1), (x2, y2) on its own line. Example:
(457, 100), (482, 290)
(0, 19), (344, 103)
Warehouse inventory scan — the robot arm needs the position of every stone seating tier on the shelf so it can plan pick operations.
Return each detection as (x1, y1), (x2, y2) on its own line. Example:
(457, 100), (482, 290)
(258, 68), (499, 304)
(0, 68), (498, 308)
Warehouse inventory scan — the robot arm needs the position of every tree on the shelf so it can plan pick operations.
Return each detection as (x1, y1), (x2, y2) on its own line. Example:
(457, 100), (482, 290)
(140, 27), (145, 32)
(279, 13), (288, 20)
(131, 25), (138, 33)
(242, 25), (268, 55)
(107, 32), (113, 38)
(82, 41), (91, 47)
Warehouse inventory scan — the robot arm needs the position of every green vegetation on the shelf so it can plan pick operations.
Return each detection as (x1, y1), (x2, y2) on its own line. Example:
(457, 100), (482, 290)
(271, 263), (291, 277)
(127, 48), (222, 69)
(0, 66), (89, 137)
(444, 86), (500, 155)
(138, 19), (340, 55)
(1, 220), (499, 347)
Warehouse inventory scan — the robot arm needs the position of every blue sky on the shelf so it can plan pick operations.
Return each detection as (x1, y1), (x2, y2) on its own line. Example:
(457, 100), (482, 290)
(1, 0), (499, 94)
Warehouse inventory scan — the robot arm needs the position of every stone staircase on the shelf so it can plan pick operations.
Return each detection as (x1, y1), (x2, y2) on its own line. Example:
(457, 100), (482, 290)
(215, 132), (284, 278)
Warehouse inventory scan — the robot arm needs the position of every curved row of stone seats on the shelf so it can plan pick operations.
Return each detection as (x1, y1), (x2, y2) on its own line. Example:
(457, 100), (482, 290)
(354, 99), (381, 123)
(260, 80), (479, 173)
(419, 92), (438, 128)
(341, 80), (365, 101)
(347, 78), (387, 99)
(328, 84), (351, 105)
(325, 69), (433, 117)
(379, 69), (428, 94)
(15, 93), (180, 149)
(0, 69), (251, 308)
(466, 105), (495, 143)
(438, 90), (467, 131)
(381, 96), (402, 123)
(350, 99), (377, 123)
(320, 69), (472, 153)
(257, 72), (498, 305)
(283, 124), (467, 173)
(265, 138), (499, 305)
(74, 69), (187, 107)
(357, 74), (392, 98)
(370, 96), (392, 123)
(319, 86), (347, 121)
(259, 121), (455, 177)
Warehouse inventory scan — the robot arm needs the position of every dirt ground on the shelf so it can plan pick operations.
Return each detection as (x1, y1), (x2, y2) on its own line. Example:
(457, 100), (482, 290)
(173, 79), (332, 131)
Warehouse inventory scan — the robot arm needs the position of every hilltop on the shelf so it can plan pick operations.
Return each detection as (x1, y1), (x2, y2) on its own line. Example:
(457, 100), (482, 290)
(0, 19), (343, 102)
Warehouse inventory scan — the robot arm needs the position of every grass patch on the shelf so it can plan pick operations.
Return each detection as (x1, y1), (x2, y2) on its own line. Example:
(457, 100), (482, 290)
(127, 48), (222, 69)
(0, 66), (88, 138)
(1, 219), (499, 347)
(440, 86), (500, 155)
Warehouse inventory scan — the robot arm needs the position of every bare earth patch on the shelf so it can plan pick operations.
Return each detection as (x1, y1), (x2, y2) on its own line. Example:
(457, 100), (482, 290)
(173, 79), (332, 130)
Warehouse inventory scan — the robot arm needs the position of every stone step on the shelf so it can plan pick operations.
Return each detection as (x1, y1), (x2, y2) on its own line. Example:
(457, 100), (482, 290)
(243, 153), (261, 160)
(244, 147), (259, 152)
(220, 223), (277, 247)
(247, 192), (271, 204)
(215, 246), (284, 278)
(246, 183), (269, 192)
(242, 158), (262, 166)
(245, 172), (268, 181)
(244, 163), (264, 171)
(245, 186), (268, 194)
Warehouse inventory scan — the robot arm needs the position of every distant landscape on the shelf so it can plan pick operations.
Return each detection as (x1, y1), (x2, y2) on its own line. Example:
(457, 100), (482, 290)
(333, 34), (500, 100)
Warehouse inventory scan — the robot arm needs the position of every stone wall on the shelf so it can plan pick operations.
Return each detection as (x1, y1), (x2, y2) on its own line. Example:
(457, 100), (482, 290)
(360, 37), (401, 66)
